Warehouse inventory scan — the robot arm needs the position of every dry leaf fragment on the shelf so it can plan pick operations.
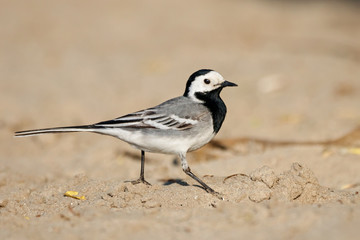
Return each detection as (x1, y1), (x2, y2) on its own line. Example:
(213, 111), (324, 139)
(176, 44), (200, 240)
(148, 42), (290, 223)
(340, 183), (360, 190)
(347, 148), (360, 155)
(64, 191), (86, 200)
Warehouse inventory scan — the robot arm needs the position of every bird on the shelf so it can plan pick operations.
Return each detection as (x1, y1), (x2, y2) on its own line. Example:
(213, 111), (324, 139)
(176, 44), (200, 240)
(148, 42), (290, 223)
(15, 69), (237, 198)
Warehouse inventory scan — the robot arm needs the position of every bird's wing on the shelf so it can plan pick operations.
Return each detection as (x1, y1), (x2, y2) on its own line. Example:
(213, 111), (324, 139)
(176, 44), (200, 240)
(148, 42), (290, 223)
(94, 108), (203, 131)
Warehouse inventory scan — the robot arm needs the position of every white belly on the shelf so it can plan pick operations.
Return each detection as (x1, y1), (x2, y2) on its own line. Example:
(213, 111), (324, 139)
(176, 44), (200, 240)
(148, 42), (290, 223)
(99, 126), (215, 154)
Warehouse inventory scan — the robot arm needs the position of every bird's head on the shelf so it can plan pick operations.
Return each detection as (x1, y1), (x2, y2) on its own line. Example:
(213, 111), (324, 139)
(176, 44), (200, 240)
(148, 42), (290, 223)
(183, 69), (237, 102)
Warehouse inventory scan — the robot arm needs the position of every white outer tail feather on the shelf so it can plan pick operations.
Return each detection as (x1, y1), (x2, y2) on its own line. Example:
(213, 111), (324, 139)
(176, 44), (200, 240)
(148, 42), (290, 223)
(14, 126), (95, 137)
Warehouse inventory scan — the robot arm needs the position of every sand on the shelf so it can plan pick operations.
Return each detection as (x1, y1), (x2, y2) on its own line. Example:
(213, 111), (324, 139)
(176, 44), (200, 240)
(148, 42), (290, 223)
(1, 0), (360, 239)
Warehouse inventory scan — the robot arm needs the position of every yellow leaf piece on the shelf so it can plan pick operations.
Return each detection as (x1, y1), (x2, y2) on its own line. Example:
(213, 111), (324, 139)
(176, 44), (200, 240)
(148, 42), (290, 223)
(64, 191), (86, 200)
(340, 183), (360, 190)
(347, 148), (360, 155)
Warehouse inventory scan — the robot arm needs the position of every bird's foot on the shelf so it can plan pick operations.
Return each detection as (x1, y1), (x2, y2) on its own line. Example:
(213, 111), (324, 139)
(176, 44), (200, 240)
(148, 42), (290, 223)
(204, 187), (224, 200)
(127, 178), (152, 186)
(183, 167), (224, 200)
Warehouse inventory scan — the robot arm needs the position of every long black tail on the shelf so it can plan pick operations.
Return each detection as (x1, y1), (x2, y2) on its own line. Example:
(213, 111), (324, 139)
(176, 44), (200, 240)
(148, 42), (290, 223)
(14, 125), (96, 137)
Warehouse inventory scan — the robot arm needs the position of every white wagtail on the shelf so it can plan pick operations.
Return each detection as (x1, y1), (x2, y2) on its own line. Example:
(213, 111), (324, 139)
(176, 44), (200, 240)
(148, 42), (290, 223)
(15, 69), (237, 197)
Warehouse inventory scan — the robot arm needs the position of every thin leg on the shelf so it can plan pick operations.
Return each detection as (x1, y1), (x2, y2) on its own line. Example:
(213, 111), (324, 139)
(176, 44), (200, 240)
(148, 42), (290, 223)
(129, 150), (151, 186)
(183, 167), (216, 193)
(179, 153), (222, 199)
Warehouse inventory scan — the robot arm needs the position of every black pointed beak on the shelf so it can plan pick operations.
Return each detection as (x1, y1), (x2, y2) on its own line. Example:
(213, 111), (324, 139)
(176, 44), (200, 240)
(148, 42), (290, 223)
(221, 80), (238, 87)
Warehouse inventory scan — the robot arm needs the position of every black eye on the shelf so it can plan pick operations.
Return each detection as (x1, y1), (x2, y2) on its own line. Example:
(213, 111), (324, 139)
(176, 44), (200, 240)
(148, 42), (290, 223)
(204, 79), (211, 84)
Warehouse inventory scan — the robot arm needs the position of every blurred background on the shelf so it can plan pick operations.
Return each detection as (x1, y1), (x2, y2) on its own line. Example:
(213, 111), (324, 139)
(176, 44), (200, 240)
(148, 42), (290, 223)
(0, 2), (360, 239)
(1, 0), (359, 177)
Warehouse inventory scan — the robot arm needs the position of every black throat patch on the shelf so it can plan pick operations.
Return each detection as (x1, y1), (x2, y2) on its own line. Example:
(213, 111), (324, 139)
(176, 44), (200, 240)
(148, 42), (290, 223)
(195, 87), (227, 134)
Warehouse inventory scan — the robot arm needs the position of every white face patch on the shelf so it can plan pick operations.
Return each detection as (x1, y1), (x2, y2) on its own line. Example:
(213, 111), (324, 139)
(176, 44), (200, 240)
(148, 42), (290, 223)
(187, 71), (226, 102)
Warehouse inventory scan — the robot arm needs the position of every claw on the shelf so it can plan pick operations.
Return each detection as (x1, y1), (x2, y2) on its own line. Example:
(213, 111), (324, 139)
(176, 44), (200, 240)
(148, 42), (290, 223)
(127, 178), (152, 186)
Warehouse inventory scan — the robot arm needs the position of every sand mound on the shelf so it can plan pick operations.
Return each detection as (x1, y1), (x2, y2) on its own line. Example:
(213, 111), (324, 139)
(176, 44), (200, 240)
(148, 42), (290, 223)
(1, 163), (357, 220)
(222, 163), (356, 204)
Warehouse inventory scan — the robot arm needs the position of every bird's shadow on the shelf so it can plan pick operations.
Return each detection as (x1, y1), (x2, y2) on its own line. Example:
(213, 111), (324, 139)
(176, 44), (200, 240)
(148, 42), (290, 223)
(162, 178), (190, 186)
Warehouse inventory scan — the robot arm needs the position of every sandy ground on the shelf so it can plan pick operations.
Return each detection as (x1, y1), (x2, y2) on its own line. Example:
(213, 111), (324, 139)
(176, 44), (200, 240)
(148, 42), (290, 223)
(1, 0), (360, 239)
